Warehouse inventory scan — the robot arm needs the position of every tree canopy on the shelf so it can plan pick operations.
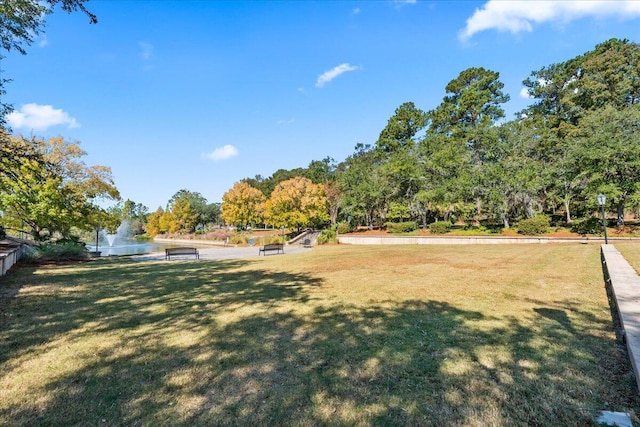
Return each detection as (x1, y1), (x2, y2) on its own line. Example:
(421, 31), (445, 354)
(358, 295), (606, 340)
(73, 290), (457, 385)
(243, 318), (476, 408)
(133, 37), (640, 235)
(0, 133), (120, 240)
(264, 176), (328, 231)
(221, 181), (266, 229)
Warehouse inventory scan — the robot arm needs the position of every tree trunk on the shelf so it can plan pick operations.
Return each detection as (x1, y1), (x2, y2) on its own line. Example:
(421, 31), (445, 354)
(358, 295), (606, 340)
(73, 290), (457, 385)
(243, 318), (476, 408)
(329, 205), (339, 225)
(502, 205), (510, 229)
(564, 199), (571, 224)
(617, 200), (625, 227)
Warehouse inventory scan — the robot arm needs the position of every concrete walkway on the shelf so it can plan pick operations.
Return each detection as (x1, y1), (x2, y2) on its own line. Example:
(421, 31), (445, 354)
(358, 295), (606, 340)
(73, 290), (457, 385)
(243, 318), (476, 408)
(133, 244), (312, 262)
(601, 244), (640, 394)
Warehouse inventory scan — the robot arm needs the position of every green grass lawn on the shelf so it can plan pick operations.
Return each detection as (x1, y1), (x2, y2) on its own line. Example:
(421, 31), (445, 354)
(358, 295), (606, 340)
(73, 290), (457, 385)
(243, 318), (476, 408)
(1, 244), (639, 426)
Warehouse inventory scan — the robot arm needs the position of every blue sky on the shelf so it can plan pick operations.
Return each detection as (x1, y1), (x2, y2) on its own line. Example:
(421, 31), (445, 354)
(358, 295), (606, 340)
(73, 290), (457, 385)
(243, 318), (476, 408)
(3, 0), (640, 211)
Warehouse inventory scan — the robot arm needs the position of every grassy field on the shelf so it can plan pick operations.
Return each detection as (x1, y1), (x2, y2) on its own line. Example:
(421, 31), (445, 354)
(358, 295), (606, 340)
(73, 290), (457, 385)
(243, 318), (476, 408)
(1, 244), (639, 426)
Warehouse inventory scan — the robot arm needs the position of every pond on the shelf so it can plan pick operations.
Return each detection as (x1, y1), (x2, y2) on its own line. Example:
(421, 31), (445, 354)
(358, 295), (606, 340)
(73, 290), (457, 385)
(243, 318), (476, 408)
(86, 240), (163, 256)
(86, 237), (215, 257)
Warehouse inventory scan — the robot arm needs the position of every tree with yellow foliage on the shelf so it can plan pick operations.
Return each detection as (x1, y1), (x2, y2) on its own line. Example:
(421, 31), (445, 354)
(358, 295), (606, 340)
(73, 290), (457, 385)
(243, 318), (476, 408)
(145, 208), (163, 237)
(0, 134), (120, 240)
(221, 181), (266, 228)
(264, 176), (328, 231)
(170, 198), (199, 233)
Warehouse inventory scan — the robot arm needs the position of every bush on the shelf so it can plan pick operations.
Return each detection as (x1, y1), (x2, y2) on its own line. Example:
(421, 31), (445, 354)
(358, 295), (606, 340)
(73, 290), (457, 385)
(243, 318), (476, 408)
(517, 214), (550, 235)
(229, 234), (249, 245)
(317, 229), (337, 244)
(336, 222), (354, 234)
(570, 217), (604, 235)
(428, 221), (451, 235)
(0, 225), (6, 240)
(264, 236), (286, 244)
(22, 242), (88, 263)
(385, 221), (418, 234)
(200, 231), (231, 241)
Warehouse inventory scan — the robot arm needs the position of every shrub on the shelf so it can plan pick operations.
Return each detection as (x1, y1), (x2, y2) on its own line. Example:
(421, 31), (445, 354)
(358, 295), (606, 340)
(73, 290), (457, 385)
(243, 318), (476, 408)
(201, 231), (230, 241)
(317, 229), (337, 244)
(386, 202), (411, 222)
(265, 236), (286, 244)
(0, 225), (6, 240)
(229, 234), (249, 245)
(336, 222), (354, 234)
(385, 221), (418, 234)
(22, 242), (88, 263)
(429, 221), (451, 235)
(570, 217), (604, 235)
(517, 214), (550, 236)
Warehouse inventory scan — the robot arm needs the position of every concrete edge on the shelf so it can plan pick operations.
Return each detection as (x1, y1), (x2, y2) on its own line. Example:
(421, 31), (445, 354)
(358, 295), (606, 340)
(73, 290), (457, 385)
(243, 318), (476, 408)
(338, 235), (620, 245)
(601, 244), (640, 393)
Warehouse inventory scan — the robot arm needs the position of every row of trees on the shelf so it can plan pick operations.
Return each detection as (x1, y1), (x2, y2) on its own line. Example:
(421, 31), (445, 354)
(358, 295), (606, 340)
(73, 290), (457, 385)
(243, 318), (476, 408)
(3, 17), (638, 239)
(217, 38), (640, 232)
(145, 190), (221, 236)
(221, 177), (328, 231)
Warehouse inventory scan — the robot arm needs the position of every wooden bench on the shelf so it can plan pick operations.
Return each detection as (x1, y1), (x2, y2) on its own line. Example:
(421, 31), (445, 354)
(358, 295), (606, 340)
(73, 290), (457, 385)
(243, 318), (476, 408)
(259, 243), (284, 256)
(165, 247), (199, 260)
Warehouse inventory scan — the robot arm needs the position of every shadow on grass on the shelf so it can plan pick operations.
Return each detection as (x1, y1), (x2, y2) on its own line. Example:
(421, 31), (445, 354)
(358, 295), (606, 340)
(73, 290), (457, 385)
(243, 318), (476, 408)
(1, 258), (638, 426)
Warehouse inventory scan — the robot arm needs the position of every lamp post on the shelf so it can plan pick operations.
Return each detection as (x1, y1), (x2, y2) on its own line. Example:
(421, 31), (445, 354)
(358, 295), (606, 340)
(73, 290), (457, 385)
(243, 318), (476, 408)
(597, 193), (608, 244)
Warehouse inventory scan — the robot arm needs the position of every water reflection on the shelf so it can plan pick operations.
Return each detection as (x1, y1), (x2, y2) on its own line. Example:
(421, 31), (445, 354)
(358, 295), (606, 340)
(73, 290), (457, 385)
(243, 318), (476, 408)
(86, 239), (218, 257)
(87, 241), (161, 256)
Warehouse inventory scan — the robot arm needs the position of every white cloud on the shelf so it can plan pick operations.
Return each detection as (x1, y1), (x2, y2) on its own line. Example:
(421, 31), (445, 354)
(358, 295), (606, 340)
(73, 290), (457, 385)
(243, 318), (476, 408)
(276, 118), (295, 125)
(203, 144), (239, 161)
(460, 0), (640, 41)
(394, 0), (417, 7)
(520, 87), (531, 99)
(6, 103), (79, 130)
(38, 35), (49, 48)
(353, 8), (361, 15)
(139, 41), (154, 60)
(316, 63), (360, 88)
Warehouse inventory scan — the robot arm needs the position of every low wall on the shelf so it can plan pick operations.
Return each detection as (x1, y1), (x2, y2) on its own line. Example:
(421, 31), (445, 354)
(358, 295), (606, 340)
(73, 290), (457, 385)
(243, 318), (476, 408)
(601, 244), (640, 393)
(337, 235), (604, 245)
(1, 245), (24, 276)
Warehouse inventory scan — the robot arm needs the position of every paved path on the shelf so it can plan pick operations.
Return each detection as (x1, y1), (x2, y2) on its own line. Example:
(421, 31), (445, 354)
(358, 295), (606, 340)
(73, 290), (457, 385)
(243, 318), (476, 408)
(601, 244), (640, 393)
(133, 245), (312, 262)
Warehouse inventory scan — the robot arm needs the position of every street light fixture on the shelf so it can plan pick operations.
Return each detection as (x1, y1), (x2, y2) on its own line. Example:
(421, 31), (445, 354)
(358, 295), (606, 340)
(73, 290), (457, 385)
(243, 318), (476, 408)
(597, 193), (608, 244)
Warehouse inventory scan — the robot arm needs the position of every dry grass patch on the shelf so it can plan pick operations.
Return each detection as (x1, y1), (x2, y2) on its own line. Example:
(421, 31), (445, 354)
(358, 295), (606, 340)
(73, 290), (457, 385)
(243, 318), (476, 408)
(1, 244), (638, 426)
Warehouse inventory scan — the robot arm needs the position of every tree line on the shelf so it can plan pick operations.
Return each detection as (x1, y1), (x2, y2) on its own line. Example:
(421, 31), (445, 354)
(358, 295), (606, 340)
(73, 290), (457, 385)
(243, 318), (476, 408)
(221, 38), (640, 233)
(2, 5), (639, 241)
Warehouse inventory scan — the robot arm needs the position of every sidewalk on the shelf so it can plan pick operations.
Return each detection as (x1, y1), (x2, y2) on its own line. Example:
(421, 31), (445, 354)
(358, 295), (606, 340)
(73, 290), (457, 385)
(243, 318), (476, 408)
(133, 244), (312, 261)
